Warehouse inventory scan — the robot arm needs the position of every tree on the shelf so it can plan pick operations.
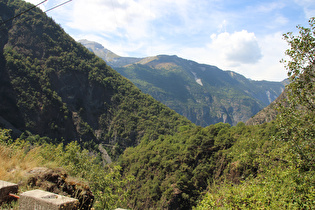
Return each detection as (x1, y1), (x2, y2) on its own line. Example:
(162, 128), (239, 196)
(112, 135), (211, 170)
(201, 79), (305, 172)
(278, 17), (315, 170)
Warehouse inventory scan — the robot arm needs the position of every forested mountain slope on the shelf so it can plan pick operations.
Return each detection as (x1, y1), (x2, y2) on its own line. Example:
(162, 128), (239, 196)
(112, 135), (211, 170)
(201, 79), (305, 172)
(0, 0), (192, 155)
(80, 40), (286, 126)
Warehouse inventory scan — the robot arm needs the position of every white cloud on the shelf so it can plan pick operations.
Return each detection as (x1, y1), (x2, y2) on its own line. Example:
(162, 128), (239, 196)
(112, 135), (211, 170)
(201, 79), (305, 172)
(218, 20), (227, 33)
(234, 32), (288, 81)
(27, 0), (154, 45)
(255, 1), (286, 13)
(209, 30), (262, 66)
(62, 0), (220, 43)
(177, 31), (288, 81)
(294, 0), (315, 18)
(265, 14), (289, 30)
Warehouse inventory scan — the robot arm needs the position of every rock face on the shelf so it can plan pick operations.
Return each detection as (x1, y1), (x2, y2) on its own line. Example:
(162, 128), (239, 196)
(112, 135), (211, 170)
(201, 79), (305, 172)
(0, 180), (18, 204)
(246, 90), (288, 125)
(26, 167), (94, 210)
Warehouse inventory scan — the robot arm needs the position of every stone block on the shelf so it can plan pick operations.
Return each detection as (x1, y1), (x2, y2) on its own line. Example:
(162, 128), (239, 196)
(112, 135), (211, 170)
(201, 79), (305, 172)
(0, 180), (18, 203)
(19, 189), (79, 210)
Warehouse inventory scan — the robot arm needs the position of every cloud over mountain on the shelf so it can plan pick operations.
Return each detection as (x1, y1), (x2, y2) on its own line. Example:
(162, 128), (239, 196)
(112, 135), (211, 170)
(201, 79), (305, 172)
(210, 30), (262, 66)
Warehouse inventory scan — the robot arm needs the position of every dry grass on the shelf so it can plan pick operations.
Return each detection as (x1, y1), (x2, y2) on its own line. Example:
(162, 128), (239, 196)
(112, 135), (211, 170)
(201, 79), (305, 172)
(0, 144), (44, 184)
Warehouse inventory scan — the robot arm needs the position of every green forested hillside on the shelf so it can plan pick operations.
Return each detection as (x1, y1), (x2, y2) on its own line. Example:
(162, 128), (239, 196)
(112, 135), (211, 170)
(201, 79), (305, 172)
(118, 122), (259, 209)
(119, 121), (313, 209)
(0, 0), (192, 156)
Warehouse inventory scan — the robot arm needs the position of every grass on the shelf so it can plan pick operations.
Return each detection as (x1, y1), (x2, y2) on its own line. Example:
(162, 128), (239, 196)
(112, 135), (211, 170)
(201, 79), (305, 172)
(0, 144), (39, 184)
(0, 141), (41, 209)
(0, 201), (19, 210)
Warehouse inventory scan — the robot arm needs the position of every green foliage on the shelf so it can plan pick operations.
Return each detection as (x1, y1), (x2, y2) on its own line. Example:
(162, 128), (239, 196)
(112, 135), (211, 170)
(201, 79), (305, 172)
(0, 129), (13, 145)
(4, 47), (71, 136)
(279, 17), (315, 170)
(120, 122), (309, 209)
(195, 168), (315, 209)
(119, 123), (251, 209)
(195, 121), (314, 209)
(46, 142), (133, 209)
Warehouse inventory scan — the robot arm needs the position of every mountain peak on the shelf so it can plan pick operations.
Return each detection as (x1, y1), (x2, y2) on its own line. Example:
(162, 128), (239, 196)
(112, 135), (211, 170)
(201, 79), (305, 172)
(78, 39), (105, 50)
(78, 40), (142, 67)
(136, 56), (159, 65)
(78, 39), (120, 62)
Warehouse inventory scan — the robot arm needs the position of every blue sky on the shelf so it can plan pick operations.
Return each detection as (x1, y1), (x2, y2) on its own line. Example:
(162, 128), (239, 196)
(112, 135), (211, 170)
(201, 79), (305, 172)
(25, 0), (314, 81)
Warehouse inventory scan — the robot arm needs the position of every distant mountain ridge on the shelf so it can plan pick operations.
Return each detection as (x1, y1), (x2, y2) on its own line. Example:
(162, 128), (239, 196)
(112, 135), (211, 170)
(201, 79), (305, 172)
(80, 40), (287, 126)
(79, 39), (142, 67)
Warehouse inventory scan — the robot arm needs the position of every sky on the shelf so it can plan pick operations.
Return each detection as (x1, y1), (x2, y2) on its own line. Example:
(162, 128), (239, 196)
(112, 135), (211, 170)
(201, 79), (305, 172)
(24, 0), (315, 81)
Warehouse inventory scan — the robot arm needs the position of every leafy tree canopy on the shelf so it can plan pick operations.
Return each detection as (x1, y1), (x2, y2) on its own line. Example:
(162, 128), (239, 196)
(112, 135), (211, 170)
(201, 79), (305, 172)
(279, 17), (315, 170)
